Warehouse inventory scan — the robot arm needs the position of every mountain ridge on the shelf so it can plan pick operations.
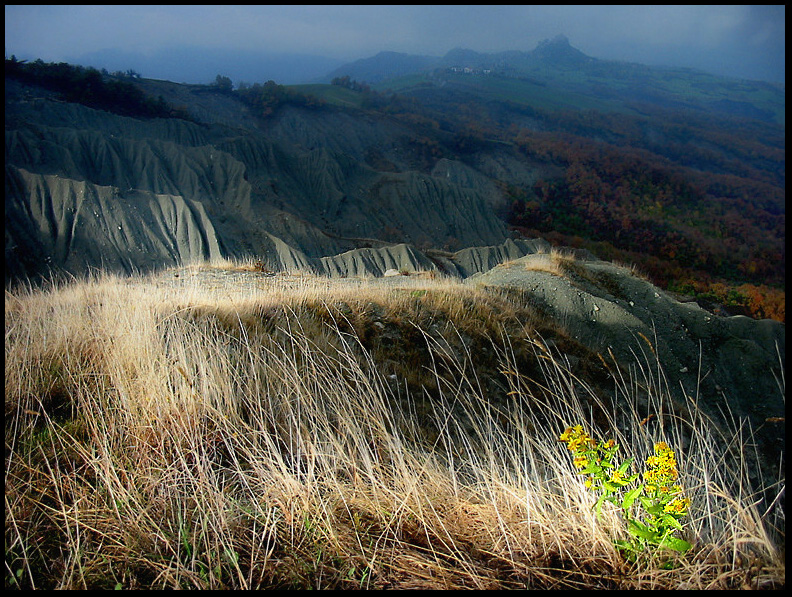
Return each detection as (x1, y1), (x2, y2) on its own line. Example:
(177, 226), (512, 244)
(325, 34), (779, 84)
(323, 36), (783, 124)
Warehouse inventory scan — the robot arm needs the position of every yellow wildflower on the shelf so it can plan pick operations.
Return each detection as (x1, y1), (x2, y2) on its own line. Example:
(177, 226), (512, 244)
(560, 425), (595, 454)
(610, 469), (626, 484)
(664, 497), (690, 516)
(644, 441), (680, 491)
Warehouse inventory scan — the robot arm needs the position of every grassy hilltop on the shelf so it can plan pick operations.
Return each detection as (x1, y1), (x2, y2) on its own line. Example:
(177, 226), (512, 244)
(5, 264), (784, 589)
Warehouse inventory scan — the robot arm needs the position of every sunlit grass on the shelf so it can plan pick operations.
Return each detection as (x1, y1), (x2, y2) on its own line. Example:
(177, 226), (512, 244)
(5, 270), (784, 589)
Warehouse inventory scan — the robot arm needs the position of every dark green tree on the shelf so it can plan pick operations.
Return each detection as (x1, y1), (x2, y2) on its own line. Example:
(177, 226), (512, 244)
(214, 74), (233, 92)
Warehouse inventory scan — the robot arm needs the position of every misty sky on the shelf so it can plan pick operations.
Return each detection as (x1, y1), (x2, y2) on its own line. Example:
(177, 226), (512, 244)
(5, 5), (786, 84)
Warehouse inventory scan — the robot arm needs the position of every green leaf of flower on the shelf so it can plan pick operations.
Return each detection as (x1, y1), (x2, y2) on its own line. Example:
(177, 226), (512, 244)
(661, 514), (683, 530)
(659, 535), (692, 552)
(621, 486), (643, 510)
(613, 539), (641, 562)
(628, 519), (658, 541)
(617, 458), (633, 474)
(639, 496), (663, 515)
(594, 493), (607, 516)
(581, 463), (603, 476)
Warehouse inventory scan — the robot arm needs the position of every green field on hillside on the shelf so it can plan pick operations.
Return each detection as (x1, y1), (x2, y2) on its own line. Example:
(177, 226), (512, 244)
(287, 83), (368, 108)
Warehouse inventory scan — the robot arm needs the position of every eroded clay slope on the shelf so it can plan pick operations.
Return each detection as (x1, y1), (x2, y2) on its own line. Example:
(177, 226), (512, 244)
(6, 166), (223, 278)
(6, 82), (517, 282)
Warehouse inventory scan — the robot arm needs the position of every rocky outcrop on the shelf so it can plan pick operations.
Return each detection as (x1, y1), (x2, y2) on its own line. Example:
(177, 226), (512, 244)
(319, 243), (434, 278)
(253, 237), (552, 279)
(448, 238), (552, 276)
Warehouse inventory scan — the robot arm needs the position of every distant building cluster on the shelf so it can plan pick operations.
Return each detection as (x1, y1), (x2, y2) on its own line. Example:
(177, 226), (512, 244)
(447, 66), (492, 75)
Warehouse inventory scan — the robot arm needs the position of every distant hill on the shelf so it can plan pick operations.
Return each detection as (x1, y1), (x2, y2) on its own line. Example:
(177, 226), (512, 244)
(69, 45), (345, 86)
(529, 34), (593, 67)
(323, 51), (440, 85)
(325, 35), (784, 124)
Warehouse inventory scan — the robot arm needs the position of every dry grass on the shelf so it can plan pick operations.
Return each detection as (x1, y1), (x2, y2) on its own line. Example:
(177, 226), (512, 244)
(5, 269), (785, 589)
(498, 247), (580, 277)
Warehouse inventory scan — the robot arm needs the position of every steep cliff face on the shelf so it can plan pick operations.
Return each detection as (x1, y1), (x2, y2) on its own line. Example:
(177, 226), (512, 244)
(5, 79), (519, 283)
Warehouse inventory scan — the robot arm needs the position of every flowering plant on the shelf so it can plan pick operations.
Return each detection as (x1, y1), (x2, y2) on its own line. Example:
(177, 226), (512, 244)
(559, 425), (692, 564)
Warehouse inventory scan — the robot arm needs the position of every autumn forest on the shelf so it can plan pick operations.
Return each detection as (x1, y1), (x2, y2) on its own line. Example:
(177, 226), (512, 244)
(342, 77), (785, 322)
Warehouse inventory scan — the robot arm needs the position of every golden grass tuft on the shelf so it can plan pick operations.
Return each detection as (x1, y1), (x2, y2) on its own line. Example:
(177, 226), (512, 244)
(5, 270), (785, 589)
(501, 247), (578, 277)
